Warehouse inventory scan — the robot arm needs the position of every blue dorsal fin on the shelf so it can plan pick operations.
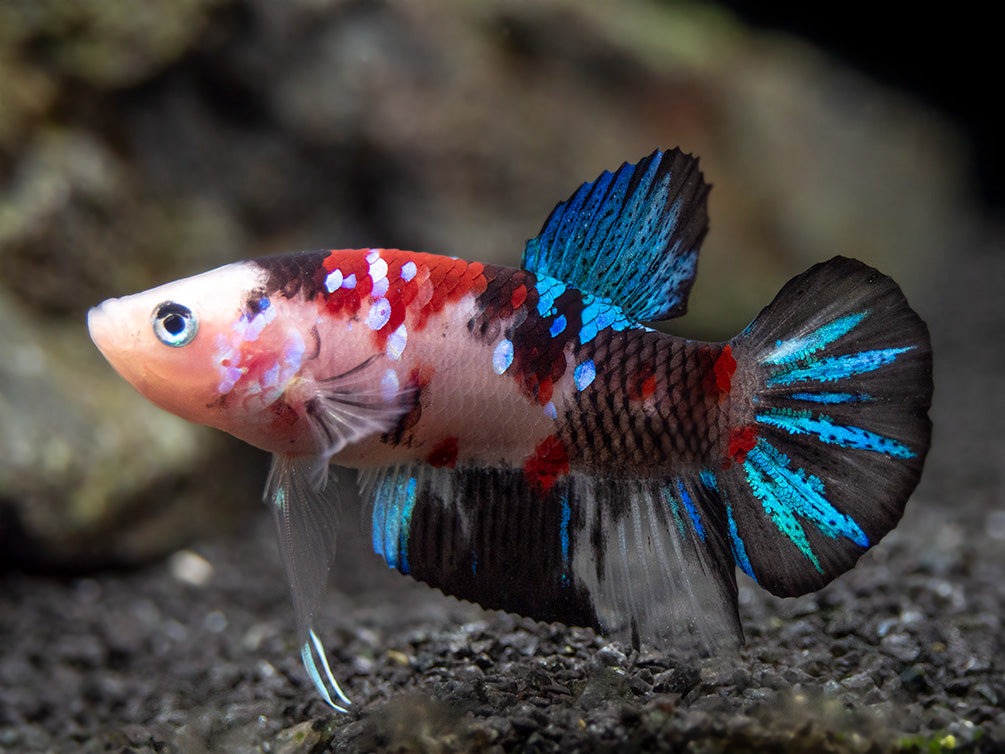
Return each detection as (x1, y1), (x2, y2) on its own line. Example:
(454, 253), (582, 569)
(521, 148), (709, 322)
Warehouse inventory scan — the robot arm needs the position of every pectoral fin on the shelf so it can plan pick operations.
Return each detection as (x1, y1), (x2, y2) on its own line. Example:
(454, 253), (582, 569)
(305, 354), (415, 455)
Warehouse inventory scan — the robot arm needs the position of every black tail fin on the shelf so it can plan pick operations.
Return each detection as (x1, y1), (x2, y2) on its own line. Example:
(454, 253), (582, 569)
(717, 256), (932, 597)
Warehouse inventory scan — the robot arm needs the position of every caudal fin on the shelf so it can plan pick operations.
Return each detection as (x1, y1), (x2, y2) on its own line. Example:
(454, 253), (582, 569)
(717, 256), (932, 597)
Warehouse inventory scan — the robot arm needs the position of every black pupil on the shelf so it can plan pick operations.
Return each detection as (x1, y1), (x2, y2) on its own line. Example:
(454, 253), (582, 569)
(163, 313), (186, 335)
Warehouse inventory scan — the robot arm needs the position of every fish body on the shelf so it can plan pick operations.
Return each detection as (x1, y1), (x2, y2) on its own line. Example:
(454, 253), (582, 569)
(88, 149), (932, 710)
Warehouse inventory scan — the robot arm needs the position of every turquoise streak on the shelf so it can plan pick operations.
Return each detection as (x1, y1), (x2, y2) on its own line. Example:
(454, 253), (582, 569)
(758, 408), (916, 458)
(763, 311), (868, 365)
(726, 505), (755, 580)
(767, 347), (914, 386)
(789, 391), (872, 404)
(743, 440), (869, 572)
(676, 479), (705, 542)
(559, 494), (571, 585)
(372, 474), (419, 574)
(701, 469), (756, 582)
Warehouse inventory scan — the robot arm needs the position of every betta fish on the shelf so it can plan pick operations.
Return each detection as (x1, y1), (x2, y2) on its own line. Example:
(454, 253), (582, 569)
(88, 149), (932, 710)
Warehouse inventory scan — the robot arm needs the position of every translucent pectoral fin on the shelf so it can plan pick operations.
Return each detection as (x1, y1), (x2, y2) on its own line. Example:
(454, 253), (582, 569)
(306, 354), (415, 456)
(266, 453), (351, 710)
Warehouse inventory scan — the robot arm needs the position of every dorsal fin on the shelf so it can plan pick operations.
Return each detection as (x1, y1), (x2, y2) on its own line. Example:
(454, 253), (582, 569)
(521, 148), (710, 322)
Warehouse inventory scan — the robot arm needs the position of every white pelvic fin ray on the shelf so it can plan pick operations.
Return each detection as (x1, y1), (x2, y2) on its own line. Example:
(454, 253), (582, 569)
(301, 629), (351, 711)
(266, 453), (349, 709)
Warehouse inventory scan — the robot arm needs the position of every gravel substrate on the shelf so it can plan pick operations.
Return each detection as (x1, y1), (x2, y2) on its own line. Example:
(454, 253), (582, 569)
(2, 489), (1004, 753)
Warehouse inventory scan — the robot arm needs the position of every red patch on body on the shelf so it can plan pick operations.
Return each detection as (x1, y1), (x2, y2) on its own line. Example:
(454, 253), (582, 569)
(707, 344), (737, 401)
(322, 249), (488, 346)
(628, 365), (657, 402)
(322, 251), (370, 317)
(408, 361), (435, 389)
(426, 437), (459, 468)
(268, 400), (301, 437)
(524, 436), (569, 495)
(722, 425), (758, 468)
(510, 284), (528, 310)
(537, 376), (554, 404)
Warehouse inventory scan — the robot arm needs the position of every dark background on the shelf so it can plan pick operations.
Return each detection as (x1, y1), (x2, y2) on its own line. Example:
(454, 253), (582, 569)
(720, 3), (1003, 207)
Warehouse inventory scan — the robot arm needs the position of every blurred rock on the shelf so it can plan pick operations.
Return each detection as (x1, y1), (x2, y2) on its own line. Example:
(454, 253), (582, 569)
(0, 0), (230, 88)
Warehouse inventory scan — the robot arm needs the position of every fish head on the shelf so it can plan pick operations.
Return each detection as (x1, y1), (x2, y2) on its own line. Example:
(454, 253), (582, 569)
(88, 261), (315, 453)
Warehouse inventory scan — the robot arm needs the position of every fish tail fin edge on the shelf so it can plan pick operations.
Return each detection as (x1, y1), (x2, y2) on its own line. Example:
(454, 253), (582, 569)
(717, 256), (932, 597)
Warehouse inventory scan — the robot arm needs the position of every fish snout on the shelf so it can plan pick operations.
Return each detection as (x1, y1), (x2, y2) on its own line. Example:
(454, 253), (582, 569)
(87, 297), (138, 361)
(87, 301), (115, 353)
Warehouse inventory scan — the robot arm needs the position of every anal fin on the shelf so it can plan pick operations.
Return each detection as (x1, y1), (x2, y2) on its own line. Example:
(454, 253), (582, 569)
(359, 464), (741, 654)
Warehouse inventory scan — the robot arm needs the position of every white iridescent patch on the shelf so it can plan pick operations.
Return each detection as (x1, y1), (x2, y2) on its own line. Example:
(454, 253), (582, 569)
(232, 301), (276, 342)
(381, 368), (400, 402)
(270, 331), (305, 402)
(213, 307), (304, 401)
(543, 401), (557, 419)
(493, 338), (514, 375)
(218, 364), (244, 395)
(367, 298), (392, 330)
(574, 359), (596, 391)
(214, 332), (243, 395)
(400, 260), (417, 282)
(367, 250), (388, 281)
(261, 362), (281, 391)
(324, 269), (343, 293)
(386, 323), (407, 360)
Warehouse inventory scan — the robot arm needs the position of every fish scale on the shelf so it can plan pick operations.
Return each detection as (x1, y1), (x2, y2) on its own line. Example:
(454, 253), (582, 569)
(556, 331), (731, 475)
(88, 148), (932, 709)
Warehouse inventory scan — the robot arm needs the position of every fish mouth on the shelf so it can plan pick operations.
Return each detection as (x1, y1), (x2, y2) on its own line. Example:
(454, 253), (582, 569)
(87, 298), (133, 364)
(87, 302), (113, 355)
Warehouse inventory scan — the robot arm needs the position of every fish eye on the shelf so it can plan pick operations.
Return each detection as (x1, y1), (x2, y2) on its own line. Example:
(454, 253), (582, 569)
(152, 301), (198, 347)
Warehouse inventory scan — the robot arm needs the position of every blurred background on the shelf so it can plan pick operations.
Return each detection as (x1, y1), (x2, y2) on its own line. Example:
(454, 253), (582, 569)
(0, 0), (989, 570)
(0, 1), (1001, 750)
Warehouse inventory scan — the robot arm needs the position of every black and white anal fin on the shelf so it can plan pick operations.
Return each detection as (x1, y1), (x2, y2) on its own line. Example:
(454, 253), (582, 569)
(521, 148), (710, 322)
(359, 464), (740, 653)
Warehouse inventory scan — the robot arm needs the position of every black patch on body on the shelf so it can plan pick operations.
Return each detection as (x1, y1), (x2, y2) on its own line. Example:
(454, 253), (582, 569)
(381, 384), (424, 447)
(256, 250), (330, 300)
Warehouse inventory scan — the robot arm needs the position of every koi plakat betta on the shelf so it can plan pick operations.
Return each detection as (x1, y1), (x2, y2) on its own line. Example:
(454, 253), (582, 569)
(88, 149), (932, 709)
